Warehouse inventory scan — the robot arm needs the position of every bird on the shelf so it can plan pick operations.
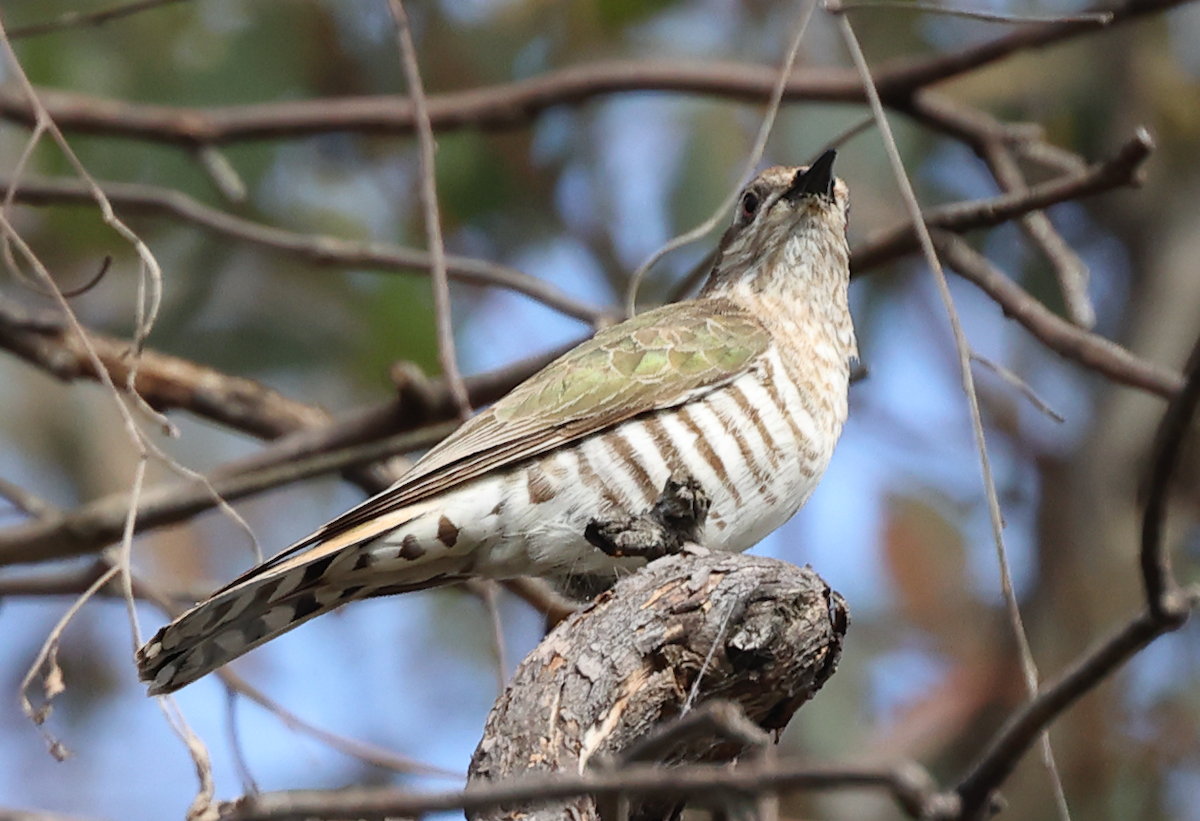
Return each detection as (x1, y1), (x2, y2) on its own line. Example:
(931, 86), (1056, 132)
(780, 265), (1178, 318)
(137, 150), (857, 695)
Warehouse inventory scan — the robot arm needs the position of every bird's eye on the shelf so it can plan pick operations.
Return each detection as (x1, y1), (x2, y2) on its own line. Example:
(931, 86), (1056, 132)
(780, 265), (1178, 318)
(740, 191), (760, 222)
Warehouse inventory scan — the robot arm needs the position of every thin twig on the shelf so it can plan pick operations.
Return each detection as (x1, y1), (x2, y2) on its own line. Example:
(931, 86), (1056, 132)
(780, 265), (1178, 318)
(466, 579), (511, 694)
(0, 175), (603, 323)
(831, 0), (1112, 25)
(388, 0), (471, 421)
(6, 0), (193, 39)
(837, 14), (1070, 821)
(624, 0), (819, 315)
(0, 421), (458, 568)
(970, 353), (1064, 423)
(0, 476), (58, 519)
(124, 564), (460, 778)
(981, 139), (1095, 328)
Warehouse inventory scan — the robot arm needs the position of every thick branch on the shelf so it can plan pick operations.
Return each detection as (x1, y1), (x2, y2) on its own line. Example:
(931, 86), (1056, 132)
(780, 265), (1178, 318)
(468, 551), (847, 821)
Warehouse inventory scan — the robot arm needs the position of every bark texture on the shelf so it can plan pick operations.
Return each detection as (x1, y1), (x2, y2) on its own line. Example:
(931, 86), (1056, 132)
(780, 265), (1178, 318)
(468, 549), (848, 821)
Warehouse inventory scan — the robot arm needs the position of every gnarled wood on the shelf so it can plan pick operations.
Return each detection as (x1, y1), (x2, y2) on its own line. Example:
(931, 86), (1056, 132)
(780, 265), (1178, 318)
(468, 549), (848, 821)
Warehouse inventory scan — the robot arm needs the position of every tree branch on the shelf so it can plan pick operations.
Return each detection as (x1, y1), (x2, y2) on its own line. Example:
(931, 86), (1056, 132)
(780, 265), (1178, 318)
(0, 299), (331, 440)
(850, 129), (1153, 274)
(934, 233), (1181, 399)
(0, 176), (604, 324)
(0, 0), (1185, 148)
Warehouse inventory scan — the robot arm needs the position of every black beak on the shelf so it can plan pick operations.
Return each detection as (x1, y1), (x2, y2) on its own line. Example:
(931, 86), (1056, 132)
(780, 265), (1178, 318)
(785, 149), (837, 201)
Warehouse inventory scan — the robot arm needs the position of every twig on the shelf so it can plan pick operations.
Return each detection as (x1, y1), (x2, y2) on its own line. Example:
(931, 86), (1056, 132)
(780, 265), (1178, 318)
(934, 233), (1181, 399)
(981, 139), (1095, 328)
(464, 579), (511, 694)
(6, 0), (193, 39)
(970, 353), (1064, 423)
(223, 758), (954, 821)
(837, 14), (1070, 821)
(18, 562), (121, 759)
(121, 563), (460, 778)
(500, 577), (580, 626)
(387, 0), (471, 421)
(1140, 332), (1200, 618)
(0, 299), (333, 440)
(0, 421), (458, 568)
(225, 688), (260, 796)
(0, 476), (58, 519)
(624, 0), (819, 315)
(217, 663), (456, 778)
(831, 0), (1112, 25)
(850, 130), (1154, 274)
(194, 145), (248, 204)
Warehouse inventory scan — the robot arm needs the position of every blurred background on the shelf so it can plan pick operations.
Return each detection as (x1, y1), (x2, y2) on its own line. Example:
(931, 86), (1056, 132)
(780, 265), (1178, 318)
(1, 0), (1200, 819)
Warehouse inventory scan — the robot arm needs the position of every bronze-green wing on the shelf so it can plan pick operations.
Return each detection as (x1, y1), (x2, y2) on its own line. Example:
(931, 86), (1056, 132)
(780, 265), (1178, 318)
(246, 296), (771, 572)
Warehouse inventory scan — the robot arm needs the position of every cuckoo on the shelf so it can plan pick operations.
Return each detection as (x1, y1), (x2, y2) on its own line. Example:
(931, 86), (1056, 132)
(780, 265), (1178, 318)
(138, 150), (857, 695)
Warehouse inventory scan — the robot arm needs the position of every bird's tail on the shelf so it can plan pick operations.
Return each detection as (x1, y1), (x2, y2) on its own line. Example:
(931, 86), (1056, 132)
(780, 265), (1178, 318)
(137, 507), (466, 695)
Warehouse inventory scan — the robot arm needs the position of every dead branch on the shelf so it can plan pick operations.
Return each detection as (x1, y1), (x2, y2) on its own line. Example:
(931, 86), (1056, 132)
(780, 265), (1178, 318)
(950, 325), (1200, 819)
(0, 421), (454, 567)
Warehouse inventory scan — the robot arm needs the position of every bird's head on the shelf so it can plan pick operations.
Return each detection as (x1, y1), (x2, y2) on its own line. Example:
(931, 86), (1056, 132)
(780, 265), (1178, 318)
(701, 150), (850, 301)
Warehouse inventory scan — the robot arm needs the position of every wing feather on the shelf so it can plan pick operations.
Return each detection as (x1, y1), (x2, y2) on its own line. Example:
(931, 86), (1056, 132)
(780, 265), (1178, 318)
(297, 297), (771, 552)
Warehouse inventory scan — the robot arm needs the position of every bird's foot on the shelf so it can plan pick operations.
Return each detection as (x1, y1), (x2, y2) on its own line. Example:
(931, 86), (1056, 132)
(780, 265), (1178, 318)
(584, 475), (711, 561)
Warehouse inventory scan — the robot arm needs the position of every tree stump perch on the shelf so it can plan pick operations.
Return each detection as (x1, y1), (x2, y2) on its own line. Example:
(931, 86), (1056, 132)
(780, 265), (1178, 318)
(467, 548), (848, 821)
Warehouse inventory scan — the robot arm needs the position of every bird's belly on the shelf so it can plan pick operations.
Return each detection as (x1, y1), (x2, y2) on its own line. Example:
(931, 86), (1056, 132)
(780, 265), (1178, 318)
(469, 367), (841, 579)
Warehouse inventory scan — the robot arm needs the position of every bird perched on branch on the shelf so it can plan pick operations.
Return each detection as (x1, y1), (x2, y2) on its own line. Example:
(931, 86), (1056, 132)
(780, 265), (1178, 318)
(137, 150), (857, 695)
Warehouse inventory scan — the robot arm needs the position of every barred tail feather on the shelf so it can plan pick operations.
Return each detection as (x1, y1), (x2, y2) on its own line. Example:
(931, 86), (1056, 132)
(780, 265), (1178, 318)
(137, 502), (462, 695)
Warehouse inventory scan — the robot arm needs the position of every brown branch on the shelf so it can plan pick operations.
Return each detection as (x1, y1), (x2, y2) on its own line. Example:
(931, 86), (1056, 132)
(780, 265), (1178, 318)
(221, 759), (950, 821)
(934, 234), (1182, 399)
(469, 546), (847, 821)
(0, 421), (455, 568)
(0, 176), (604, 323)
(982, 137), (1096, 328)
(953, 597), (1193, 819)
(0, 336), (575, 568)
(952, 325), (1200, 819)
(1140, 334), (1200, 616)
(0, 475), (58, 519)
(871, 0), (1186, 96)
(0, 0), (1185, 149)
(850, 129), (1154, 275)
(0, 299), (331, 440)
